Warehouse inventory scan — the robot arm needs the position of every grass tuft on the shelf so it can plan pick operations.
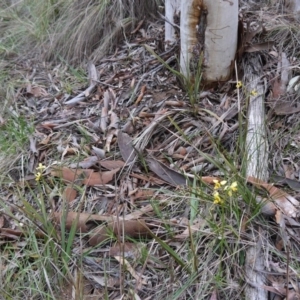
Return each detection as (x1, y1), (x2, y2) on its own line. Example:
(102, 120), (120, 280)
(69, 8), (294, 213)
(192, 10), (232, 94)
(0, 0), (161, 63)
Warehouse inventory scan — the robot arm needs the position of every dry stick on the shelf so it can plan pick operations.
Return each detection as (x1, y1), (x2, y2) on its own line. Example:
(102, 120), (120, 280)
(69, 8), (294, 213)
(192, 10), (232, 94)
(242, 57), (268, 300)
(65, 62), (98, 106)
(286, 245), (290, 300)
(131, 18), (145, 34)
(134, 85), (146, 106)
(65, 83), (96, 106)
(53, 119), (89, 129)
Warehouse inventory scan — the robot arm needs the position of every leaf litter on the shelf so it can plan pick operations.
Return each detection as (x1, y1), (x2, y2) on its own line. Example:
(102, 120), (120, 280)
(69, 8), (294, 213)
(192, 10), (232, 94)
(3, 2), (300, 299)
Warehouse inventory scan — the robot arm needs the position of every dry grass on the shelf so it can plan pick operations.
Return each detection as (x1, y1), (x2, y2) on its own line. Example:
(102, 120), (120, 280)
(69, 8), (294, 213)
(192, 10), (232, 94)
(0, 0), (161, 63)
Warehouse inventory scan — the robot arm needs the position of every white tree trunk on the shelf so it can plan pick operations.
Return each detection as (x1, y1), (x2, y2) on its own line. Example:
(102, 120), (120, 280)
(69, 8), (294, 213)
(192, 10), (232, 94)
(285, 0), (300, 11)
(179, 0), (194, 79)
(204, 0), (238, 83)
(285, 0), (300, 19)
(179, 0), (238, 84)
(165, 0), (181, 47)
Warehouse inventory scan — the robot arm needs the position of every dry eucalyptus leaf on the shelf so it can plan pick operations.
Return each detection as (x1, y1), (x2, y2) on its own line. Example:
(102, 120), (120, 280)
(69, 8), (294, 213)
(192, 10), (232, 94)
(52, 211), (113, 233)
(108, 242), (143, 258)
(271, 78), (286, 100)
(26, 84), (48, 97)
(130, 189), (155, 201)
(91, 146), (106, 159)
(104, 128), (116, 153)
(100, 106), (108, 132)
(131, 172), (165, 185)
(0, 228), (45, 240)
(69, 156), (98, 169)
(109, 111), (119, 128)
(247, 176), (299, 218)
(88, 219), (151, 246)
(51, 167), (119, 186)
(117, 131), (137, 164)
(273, 102), (300, 116)
(146, 156), (187, 186)
(99, 160), (125, 170)
(63, 185), (77, 203)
